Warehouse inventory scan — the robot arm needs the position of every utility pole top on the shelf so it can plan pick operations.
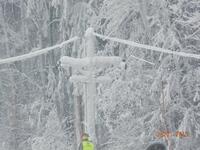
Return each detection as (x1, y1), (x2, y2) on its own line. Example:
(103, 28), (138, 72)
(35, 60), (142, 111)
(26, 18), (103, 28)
(85, 28), (95, 57)
(85, 28), (94, 38)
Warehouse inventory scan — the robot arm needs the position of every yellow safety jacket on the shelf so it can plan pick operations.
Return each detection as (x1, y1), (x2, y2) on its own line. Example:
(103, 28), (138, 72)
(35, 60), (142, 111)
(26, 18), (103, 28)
(82, 140), (94, 150)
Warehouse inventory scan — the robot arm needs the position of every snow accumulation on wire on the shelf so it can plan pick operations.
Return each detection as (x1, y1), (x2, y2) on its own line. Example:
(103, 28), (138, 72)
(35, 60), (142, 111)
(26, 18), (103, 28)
(93, 32), (200, 59)
(0, 37), (79, 65)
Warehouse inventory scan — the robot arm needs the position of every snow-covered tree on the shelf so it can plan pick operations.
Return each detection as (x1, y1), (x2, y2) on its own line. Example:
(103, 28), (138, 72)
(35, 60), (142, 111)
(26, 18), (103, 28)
(0, 0), (200, 150)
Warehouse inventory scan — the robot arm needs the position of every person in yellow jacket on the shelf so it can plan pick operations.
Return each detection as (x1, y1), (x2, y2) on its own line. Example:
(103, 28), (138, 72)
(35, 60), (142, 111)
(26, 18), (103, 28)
(79, 133), (94, 150)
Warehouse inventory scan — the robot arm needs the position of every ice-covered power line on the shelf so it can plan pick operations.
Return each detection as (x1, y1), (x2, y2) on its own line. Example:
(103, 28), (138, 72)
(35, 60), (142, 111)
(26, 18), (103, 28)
(0, 37), (79, 65)
(93, 32), (200, 59)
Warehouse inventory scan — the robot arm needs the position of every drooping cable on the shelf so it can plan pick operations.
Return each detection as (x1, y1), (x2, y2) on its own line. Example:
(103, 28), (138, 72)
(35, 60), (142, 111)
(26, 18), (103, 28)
(93, 32), (200, 59)
(0, 36), (79, 65)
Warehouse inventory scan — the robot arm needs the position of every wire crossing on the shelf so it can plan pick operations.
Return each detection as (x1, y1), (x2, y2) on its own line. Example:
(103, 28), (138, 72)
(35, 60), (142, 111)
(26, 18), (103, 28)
(93, 32), (200, 59)
(0, 36), (79, 65)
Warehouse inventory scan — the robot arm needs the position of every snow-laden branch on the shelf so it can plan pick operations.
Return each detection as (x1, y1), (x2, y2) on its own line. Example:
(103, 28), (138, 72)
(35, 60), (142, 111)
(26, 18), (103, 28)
(130, 55), (155, 65)
(0, 37), (79, 65)
(93, 32), (200, 59)
(70, 75), (111, 83)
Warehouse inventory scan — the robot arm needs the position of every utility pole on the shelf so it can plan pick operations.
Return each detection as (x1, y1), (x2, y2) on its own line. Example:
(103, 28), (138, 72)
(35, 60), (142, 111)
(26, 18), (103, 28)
(85, 28), (96, 142)
(60, 28), (122, 148)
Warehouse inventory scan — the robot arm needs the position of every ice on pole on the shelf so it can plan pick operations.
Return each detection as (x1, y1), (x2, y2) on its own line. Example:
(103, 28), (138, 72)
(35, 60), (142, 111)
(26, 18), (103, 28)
(60, 28), (123, 147)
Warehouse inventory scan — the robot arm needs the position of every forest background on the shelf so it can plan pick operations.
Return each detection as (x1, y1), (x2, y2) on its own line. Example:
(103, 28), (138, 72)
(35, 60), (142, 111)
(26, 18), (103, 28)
(0, 0), (200, 150)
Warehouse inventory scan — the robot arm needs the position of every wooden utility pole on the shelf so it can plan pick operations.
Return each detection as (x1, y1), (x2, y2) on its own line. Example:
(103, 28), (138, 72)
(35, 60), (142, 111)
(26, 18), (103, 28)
(73, 85), (83, 150)
(60, 28), (122, 149)
(84, 28), (96, 142)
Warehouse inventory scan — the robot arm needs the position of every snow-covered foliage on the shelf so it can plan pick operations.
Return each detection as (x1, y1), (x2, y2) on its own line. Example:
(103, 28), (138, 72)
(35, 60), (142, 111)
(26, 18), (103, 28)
(31, 109), (69, 150)
(93, 0), (200, 149)
(0, 0), (200, 150)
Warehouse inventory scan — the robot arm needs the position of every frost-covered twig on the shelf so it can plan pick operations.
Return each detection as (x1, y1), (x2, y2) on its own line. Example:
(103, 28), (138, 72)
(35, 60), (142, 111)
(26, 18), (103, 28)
(130, 55), (155, 65)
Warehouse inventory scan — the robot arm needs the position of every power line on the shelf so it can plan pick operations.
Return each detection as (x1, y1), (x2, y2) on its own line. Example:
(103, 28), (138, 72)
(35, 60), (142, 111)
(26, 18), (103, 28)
(0, 37), (79, 65)
(1, 30), (199, 66)
(93, 32), (200, 59)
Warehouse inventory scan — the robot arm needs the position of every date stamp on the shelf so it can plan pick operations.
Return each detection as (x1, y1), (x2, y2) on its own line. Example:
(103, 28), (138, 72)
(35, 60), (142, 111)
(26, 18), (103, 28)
(156, 131), (189, 138)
